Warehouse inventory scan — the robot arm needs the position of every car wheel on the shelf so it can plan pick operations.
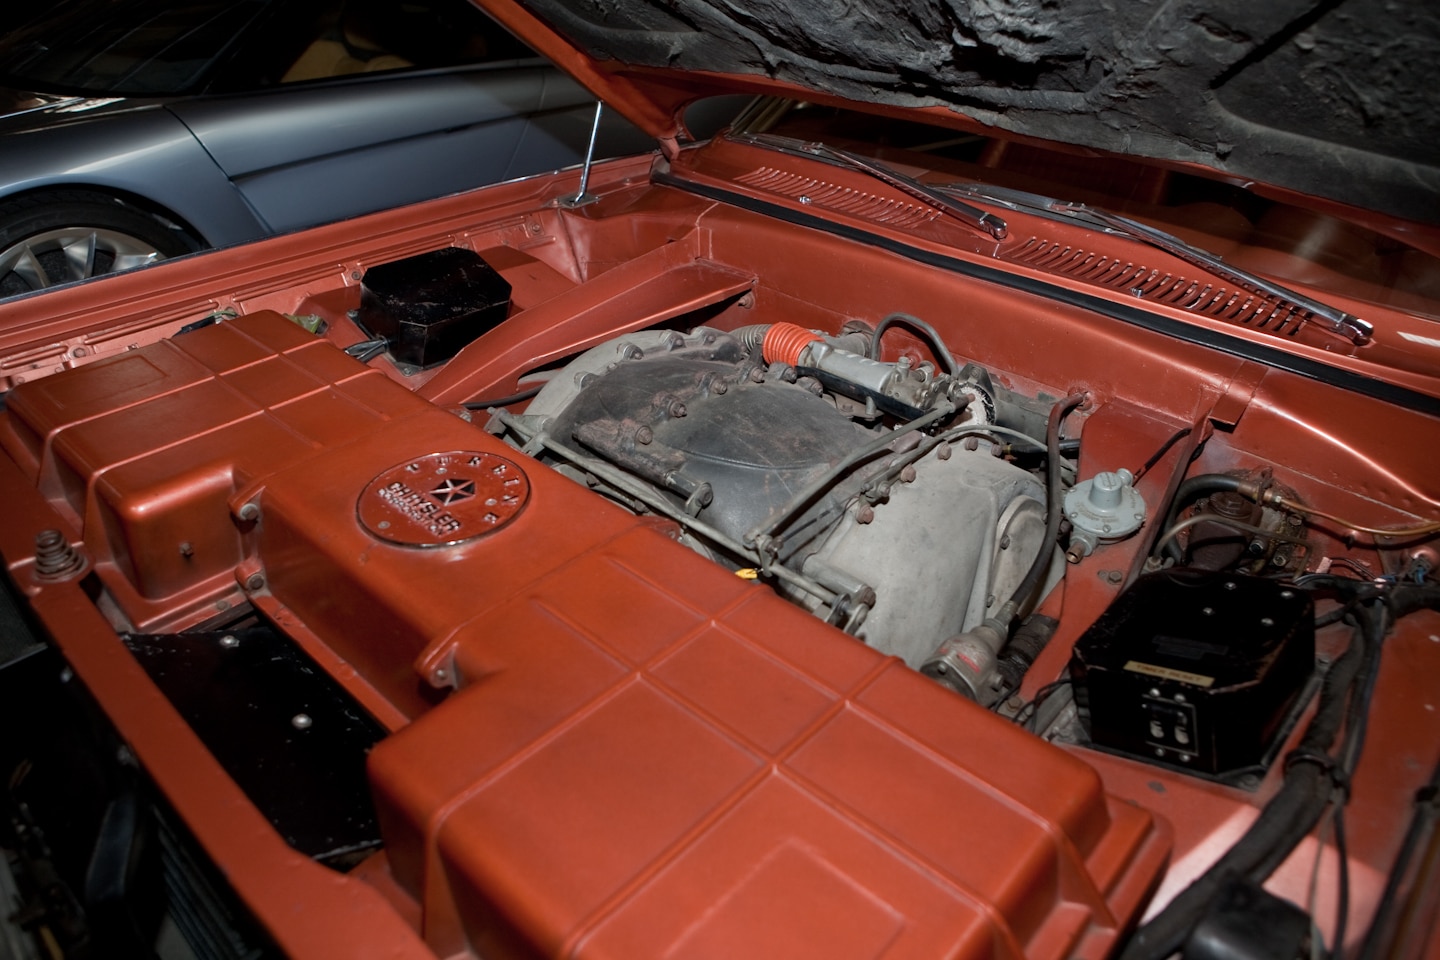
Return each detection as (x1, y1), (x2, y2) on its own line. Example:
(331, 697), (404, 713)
(0, 192), (200, 298)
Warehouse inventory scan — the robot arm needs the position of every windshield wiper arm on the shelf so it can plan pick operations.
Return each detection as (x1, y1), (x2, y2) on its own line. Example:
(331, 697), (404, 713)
(732, 133), (1008, 241)
(942, 182), (1372, 345)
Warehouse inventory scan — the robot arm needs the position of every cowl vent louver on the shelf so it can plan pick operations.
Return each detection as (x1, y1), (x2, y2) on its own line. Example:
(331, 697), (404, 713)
(737, 166), (942, 228)
(1003, 237), (1312, 337)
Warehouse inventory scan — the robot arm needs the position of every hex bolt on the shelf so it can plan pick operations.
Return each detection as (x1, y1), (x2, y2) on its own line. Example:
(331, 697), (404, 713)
(1106, 569), (1124, 585)
(669, 401), (687, 418)
(291, 713), (313, 730)
(635, 426), (654, 445)
(711, 380), (728, 395)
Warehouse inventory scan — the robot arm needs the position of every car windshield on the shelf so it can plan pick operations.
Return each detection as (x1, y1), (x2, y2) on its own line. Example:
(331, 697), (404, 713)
(0, 0), (268, 96)
(730, 100), (1440, 321)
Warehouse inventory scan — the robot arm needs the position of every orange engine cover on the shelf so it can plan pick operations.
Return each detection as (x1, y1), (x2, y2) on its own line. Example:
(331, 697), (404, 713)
(0, 313), (1169, 959)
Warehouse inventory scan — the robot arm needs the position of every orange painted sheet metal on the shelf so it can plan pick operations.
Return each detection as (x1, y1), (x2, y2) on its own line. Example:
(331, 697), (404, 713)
(370, 528), (1170, 959)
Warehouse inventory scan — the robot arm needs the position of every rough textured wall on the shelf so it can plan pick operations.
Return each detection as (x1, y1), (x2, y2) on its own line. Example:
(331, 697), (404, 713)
(520, 0), (1440, 223)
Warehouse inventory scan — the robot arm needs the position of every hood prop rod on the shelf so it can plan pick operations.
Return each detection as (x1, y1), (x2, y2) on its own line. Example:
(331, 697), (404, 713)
(558, 101), (604, 209)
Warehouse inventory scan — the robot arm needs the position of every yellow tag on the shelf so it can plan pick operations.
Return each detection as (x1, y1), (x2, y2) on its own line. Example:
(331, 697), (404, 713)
(735, 568), (760, 580)
(1123, 660), (1215, 688)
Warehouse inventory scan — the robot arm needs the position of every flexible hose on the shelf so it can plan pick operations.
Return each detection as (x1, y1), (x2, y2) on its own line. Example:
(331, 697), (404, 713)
(1006, 392), (1085, 615)
(867, 312), (961, 376)
(1157, 473), (1247, 562)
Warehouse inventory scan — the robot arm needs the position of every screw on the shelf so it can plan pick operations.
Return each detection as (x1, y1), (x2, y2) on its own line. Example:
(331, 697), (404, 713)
(291, 714), (313, 730)
(219, 634), (239, 649)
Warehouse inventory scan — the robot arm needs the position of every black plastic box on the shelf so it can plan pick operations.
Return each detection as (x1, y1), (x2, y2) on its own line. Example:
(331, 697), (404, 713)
(1071, 569), (1314, 777)
(356, 247), (511, 368)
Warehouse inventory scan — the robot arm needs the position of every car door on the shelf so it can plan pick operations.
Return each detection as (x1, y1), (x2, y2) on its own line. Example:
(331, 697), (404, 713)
(165, 0), (609, 235)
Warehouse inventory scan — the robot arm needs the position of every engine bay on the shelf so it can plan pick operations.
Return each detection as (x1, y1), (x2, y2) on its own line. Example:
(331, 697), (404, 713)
(1, 141), (1438, 959)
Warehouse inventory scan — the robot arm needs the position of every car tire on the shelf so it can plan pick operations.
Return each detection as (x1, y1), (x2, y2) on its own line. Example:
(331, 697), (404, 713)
(0, 191), (201, 298)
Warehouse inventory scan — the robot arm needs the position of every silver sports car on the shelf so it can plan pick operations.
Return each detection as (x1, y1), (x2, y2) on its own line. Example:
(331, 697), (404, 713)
(0, 0), (653, 298)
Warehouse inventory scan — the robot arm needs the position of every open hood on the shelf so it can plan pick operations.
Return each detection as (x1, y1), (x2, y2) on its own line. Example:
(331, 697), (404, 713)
(480, 0), (1439, 227)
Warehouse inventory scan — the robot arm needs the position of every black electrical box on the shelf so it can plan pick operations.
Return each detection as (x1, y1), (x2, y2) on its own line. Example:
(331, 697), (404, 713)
(1071, 569), (1314, 777)
(356, 247), (511, 368)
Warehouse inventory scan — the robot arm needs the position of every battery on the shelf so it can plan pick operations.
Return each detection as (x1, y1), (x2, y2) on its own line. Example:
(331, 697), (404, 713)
(356, 246), (512, 368)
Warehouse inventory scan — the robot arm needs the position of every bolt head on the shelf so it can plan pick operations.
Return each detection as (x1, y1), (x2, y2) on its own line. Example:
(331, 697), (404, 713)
(219, 634), (239, 649)
(291, 713), (313, 730)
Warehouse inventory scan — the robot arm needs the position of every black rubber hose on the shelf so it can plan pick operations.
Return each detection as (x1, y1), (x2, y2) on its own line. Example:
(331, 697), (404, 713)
(1007, 392), (1085, 615)
(867, 312), (961, 376)
(462, 384), (544, 410)
(1157, 473), (1247, 562)
(1119, 599), (1384, 960)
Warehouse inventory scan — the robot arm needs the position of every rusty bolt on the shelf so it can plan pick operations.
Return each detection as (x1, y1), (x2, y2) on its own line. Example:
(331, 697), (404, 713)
(635, 425), (654, 445)
(669, 401), (687, 418)
(856, 504), (876, 524)
(711, 380), (728, 395)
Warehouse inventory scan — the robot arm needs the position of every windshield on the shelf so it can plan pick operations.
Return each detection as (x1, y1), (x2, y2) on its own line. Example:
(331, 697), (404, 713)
(0, 0), (268, 96)
(731, 100), (1440, 321)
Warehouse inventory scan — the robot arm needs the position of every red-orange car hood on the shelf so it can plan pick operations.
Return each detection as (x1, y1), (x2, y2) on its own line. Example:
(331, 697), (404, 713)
(479, 0), (1439, 226)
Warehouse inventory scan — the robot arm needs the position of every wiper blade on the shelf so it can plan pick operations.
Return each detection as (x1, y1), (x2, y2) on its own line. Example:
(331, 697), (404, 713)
(942, 182), (1372, 345)
(731, 133), (1008, 241)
